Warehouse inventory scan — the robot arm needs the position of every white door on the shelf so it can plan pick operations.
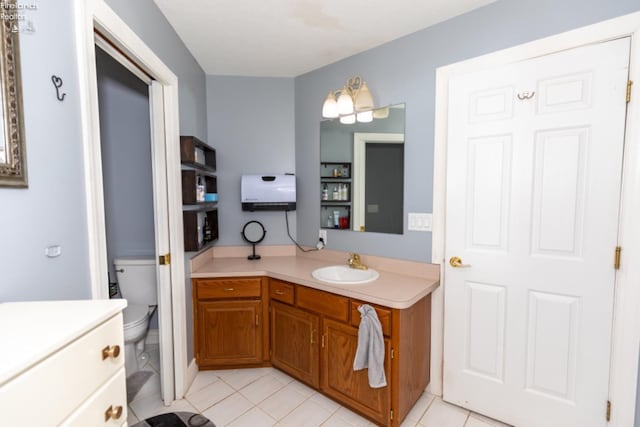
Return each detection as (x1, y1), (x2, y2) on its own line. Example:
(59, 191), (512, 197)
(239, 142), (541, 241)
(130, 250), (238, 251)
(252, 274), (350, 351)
(149, 81), (175, 404)
(443, 38), (630, 427)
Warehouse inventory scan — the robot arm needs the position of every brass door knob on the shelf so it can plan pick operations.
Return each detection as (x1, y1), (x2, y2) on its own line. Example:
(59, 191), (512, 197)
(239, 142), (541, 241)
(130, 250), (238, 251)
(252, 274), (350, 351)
(104, 405), (123, 421)
(101, 345), (121, 360)
(449, 256), (471, 268)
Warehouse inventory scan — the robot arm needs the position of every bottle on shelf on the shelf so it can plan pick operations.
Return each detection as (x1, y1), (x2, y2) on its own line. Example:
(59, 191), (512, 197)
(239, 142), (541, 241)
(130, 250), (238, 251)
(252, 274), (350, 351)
(322, 183), (328, 201)
(332, 185), (339, 200)
(196, 177), (205, 202)
(203, 216), (213, 243)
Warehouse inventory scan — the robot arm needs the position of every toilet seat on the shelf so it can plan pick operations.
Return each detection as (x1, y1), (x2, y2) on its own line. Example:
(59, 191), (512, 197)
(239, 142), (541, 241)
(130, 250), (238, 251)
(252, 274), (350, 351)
(123, 304), (149, 329)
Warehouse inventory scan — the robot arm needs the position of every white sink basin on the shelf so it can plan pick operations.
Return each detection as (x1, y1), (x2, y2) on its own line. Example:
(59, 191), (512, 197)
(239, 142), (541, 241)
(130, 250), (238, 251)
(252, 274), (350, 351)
(311, 265), (380, 285)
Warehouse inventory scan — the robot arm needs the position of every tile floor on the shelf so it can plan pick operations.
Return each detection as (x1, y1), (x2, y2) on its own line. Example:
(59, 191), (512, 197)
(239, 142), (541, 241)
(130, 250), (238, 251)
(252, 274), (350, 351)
(128, 344), (511, 427)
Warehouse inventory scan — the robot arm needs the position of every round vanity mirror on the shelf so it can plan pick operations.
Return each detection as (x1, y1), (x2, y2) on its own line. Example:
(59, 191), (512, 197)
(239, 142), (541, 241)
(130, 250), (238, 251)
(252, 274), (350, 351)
(241, 220), (266, 260)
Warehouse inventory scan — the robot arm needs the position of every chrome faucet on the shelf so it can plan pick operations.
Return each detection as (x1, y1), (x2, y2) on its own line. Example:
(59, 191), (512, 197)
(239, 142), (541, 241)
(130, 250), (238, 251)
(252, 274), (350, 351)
(348, 253), (368, 270)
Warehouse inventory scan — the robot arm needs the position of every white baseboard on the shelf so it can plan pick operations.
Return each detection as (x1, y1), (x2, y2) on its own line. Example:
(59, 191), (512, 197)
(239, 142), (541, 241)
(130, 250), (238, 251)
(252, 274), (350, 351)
(186, 358), (199, 395)
(146, 328), (159, 345)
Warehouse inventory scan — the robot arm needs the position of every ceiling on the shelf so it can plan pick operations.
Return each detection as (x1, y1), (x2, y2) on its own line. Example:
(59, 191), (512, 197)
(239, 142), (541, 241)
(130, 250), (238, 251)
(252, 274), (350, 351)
(153, 0), (495, 77)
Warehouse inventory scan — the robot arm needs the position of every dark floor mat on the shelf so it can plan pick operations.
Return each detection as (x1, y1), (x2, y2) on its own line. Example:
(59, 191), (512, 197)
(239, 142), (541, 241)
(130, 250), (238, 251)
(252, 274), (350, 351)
(126, 370), (154, 402)
(131, 411), (215, 427)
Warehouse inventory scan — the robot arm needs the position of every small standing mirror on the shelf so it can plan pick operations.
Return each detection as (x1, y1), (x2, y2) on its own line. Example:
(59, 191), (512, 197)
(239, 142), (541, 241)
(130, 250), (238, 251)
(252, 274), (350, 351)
(241, 220), (266, 260)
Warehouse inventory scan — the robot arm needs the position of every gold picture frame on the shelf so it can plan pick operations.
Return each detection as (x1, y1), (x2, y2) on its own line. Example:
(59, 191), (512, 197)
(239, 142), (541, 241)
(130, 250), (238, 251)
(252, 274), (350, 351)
(0, 4), (27, 188)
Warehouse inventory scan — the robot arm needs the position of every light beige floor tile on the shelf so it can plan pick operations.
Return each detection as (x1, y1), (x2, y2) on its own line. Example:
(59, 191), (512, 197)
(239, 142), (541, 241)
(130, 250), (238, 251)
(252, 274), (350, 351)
(269, 368), (295, 385)
(280, 399), (333, 427)
(228, 407), (277, 427)
(240, 373), (289, 404)
(186, 378), (235, 412)
(419, 398), (469, 427)
(201, 393), (254, 426)
(222, 367), (275, 390)
(309, 392), (341, 412)
(404, 392), (436, 423)
(328, 406), (372, 426)
(187, 371), (222, 397)
(400, 419), (419, 427)
(321, 414), (355, 427)
(465, 413), (512, 427)
(286, 378), (316, 398)
(147, 344), (161, 372)
(127, 406), (139, 425)
(129, 393), (197, 421)
(258, 382), (310, 420)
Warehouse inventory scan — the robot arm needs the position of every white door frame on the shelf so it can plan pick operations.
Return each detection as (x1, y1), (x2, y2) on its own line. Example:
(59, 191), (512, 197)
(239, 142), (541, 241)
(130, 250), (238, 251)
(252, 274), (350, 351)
(74, 0), (188, 400)
(352, 132), (405, 231)
(432, 11), (640, 426)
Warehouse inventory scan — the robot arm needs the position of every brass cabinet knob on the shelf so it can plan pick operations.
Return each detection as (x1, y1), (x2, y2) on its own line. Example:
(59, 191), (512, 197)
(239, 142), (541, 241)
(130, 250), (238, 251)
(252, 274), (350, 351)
(274, 290), (285, 295)
(104, 405), (123, 421)
(101, 345), (121, 360)
(449, 256), (471, 268)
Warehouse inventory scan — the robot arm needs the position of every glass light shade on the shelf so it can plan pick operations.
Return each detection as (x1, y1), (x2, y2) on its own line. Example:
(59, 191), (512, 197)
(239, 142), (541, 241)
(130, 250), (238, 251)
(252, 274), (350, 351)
(339, 114), (356, 124)
(373, 106), (389, 119)
(356, 110), (373, 123)
(322, 92), (339, 118)
(354, 81), (374, 111)
(337, 89), (354, 115)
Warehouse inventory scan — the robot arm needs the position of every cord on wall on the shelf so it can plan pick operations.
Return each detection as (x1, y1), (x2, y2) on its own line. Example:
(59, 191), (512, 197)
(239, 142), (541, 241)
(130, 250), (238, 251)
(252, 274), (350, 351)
(284, 210), (325, 252)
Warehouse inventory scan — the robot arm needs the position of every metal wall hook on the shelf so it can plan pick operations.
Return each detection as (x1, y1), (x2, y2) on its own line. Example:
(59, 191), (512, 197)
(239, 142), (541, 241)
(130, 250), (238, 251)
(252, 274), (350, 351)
(51, 75), (66, 101)
(517, 91), (535, 100)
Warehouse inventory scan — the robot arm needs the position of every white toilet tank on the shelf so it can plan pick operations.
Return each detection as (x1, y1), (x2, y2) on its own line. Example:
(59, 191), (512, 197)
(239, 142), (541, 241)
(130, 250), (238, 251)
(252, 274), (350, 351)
(114, 257), (157, 306)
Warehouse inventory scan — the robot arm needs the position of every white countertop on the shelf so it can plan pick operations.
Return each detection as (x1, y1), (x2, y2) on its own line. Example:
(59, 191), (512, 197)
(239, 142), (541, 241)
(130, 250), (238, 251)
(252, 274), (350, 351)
(0, 299), (127, 386)
(192, 256), (439, 309)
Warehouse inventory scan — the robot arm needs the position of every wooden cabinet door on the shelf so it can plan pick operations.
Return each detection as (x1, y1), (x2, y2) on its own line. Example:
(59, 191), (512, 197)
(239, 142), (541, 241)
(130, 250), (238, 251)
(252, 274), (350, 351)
(321, 318), (391, 425)
(197, 300), (262, 366)
(270, 301), (320, 388)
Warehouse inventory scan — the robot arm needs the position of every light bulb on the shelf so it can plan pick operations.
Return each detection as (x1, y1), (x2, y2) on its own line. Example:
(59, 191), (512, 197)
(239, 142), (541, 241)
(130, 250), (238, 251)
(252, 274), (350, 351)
(340, 114), (356, 124)
(355, 81), (374, 111)
(356, 110), (373, 123)
(322, 92), (338, 118)
(337, 89), (354, 115)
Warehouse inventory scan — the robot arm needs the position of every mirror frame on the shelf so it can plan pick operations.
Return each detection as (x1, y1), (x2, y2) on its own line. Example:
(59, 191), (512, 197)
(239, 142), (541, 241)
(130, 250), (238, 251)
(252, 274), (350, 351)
(0, 11), (27, 188)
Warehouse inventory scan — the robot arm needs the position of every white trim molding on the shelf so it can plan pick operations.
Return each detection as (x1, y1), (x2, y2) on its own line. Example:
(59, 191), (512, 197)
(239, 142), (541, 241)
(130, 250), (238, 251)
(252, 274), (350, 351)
(352, 132), (405, 232)
(432, 11), (640, 426)
(76, 0), (188, 403)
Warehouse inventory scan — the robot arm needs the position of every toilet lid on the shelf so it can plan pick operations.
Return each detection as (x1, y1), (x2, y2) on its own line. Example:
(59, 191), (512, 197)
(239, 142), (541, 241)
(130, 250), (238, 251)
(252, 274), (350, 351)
(123, 304), (149, 328)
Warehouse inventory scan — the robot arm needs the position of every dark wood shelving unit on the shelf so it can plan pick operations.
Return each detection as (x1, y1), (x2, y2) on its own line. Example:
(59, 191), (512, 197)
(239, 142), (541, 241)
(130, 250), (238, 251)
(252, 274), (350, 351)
(181, 136), (219, 251)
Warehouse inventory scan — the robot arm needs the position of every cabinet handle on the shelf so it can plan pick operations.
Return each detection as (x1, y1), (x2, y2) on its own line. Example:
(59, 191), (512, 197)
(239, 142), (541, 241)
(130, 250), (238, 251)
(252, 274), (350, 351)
(255, 314), (259, 326)
(310, 328), (316, 344)
(101, 345), (120, 360)
(274, 290), (285, 295)
(104, 405), (123, 421)
(321, 334), (325, 348)
(223, 287), (235, 292)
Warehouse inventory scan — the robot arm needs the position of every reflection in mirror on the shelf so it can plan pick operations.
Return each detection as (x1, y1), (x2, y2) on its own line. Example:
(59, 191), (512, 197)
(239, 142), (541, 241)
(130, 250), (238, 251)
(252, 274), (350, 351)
(320, 104), (405, 234)
(0, 9), (27, 187)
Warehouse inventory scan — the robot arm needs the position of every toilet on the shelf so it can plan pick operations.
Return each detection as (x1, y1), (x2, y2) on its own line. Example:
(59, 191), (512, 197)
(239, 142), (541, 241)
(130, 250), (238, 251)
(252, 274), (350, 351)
(114, 257), (157, 376)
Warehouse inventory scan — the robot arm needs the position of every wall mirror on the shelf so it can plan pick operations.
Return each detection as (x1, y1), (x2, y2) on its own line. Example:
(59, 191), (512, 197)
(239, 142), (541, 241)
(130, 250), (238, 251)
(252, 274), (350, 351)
(320, 104), (405, 234)
(0, 13), (27, 188)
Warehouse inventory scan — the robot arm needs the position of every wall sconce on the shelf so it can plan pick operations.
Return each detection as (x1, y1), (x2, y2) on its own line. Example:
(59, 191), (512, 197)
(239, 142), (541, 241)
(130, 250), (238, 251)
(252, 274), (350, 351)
(322, 76), (374, 124)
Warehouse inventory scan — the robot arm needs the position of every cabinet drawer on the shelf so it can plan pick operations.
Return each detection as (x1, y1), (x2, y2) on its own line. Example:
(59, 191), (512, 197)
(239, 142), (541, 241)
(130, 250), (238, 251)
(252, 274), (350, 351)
(270, 279), (295, 304)
(61, 367), (127, 427)
(196, 278), (262, 299)
(0, 314), (124, 426)
(350, 301), (392, 337)
(297, 286), (349, 322)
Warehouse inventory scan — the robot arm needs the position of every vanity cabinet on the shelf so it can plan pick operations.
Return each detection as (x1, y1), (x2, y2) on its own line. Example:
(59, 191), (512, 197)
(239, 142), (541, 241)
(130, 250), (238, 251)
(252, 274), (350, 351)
(181, 135), (218, 251)
(193, 277), (268, 368)
(266, 278), (431, 427)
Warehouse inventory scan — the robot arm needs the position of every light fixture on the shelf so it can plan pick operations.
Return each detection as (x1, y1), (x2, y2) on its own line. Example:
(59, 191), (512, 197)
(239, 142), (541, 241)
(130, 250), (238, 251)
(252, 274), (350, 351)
(322, 76), (375, 123)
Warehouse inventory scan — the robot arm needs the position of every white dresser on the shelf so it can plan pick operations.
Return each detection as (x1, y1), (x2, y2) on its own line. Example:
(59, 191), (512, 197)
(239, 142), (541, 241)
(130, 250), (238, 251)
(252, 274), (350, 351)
(0, 299), (128, 426)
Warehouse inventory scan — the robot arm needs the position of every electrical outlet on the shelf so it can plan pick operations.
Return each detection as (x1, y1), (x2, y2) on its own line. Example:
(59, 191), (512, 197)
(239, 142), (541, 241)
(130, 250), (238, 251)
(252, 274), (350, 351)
(319, 229), (327, 245)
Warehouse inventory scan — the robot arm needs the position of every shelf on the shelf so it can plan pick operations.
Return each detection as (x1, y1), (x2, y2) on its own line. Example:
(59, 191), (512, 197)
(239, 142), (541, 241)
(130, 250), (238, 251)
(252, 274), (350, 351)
(320, 162), (351, 179)
(183, 209), (218, 252)
(182, 170), (217, 204)
(181, 161), (217, 175)
(182, 202), (218, 211)
(180, 136), (216, 171)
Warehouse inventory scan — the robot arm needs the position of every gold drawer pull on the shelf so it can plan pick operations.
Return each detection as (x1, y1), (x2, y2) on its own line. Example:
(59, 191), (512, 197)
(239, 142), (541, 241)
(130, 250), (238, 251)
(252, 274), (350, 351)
(274, 290), (285, 295)
(101, 345), (120, 360)
(104, 405), (123, 421)
(223, 287), (235, 292)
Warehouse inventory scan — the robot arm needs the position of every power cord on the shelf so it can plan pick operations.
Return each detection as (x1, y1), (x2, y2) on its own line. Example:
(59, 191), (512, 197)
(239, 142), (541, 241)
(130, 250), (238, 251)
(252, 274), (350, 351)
(284, 210), (325, 252)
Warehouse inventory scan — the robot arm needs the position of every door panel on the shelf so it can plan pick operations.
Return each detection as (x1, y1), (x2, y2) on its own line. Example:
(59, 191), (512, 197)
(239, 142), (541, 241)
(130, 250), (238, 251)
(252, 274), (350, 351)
(444, 38), (630, 427)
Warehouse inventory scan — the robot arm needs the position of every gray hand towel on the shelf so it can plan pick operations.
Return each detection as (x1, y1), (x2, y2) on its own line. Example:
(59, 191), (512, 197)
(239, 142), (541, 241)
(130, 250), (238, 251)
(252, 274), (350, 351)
(353, 304), (387, 388)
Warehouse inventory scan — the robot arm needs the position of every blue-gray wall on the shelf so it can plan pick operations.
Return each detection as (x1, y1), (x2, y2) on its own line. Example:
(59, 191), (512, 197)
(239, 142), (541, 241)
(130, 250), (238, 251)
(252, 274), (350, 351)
(294, 0), (640, 263)
(206, 76), (295, 247)
(0, 0), (207, 311)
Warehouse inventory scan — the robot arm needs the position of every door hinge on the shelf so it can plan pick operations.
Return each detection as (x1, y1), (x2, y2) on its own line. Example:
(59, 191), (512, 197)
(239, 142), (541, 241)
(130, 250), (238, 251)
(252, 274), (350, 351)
(159, 253), (171, 265)
(606, 400), (611, 421)
(627, 80), (633, 103)
(614, 246), (621, 270)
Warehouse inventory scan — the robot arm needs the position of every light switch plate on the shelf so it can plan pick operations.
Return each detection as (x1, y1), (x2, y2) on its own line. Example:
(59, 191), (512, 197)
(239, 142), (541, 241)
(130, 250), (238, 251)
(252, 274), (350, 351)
(408, 213), (432, 232)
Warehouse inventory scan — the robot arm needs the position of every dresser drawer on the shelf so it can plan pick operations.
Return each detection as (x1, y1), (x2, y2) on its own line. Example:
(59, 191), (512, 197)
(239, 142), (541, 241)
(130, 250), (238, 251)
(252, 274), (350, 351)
(297, 286), (349, 322)
(270, 279), (295, 304)
(0, 314), (124, 426)
(350, 301), (392, 337)
(61, 367), (127, 427)
(196, 278), (262, 299)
